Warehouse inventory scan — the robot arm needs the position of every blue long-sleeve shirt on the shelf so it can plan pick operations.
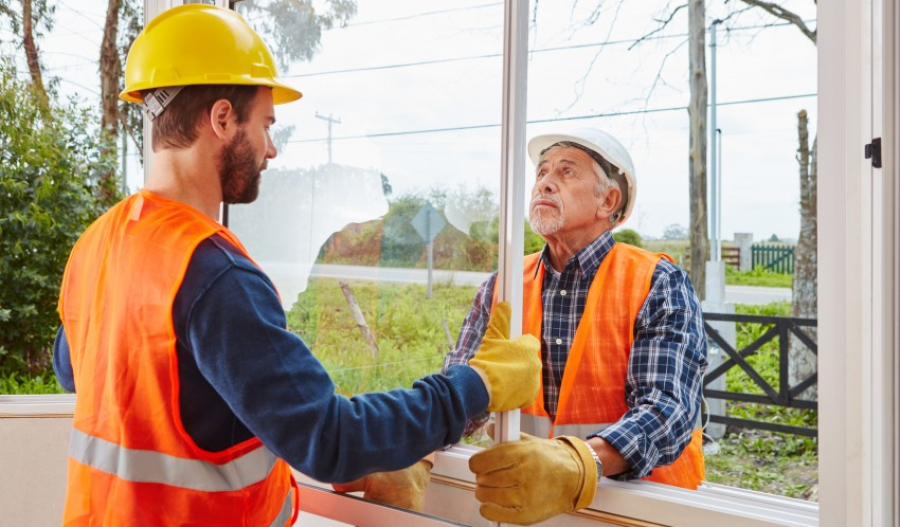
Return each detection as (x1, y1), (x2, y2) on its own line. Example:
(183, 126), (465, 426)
(442, 232), (708, 479)
(54, 234), (488, 483)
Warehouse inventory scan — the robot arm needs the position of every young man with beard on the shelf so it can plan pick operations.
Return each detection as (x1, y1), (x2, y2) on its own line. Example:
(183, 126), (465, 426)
(342, 129), (709, 525)
(51, 5), (540, 526)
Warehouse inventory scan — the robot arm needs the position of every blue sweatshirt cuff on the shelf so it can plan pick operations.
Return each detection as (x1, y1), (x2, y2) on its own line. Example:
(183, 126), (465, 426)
(445, 364), (490, 419)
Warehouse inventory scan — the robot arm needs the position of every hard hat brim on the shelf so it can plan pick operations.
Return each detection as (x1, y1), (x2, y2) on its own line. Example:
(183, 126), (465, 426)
(119, 82), (302, 105)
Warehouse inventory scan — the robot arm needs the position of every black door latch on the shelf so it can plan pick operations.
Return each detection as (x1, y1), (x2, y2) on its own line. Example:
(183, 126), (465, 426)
(865, 137), (882, 168)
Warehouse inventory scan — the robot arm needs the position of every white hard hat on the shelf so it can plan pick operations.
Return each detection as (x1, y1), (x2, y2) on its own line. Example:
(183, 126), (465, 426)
(527, 128), (637, 225)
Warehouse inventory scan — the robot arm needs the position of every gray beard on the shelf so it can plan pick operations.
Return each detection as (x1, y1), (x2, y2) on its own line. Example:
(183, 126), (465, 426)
(529, 210), (565, 236)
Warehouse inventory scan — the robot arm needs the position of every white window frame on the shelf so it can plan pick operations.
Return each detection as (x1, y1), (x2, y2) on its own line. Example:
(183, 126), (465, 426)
(2, 1), (897, 526)
(818, 1), (898, 527)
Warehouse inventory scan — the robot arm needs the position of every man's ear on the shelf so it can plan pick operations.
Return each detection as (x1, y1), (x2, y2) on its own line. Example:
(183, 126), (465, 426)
(209, 98), (237, 141)
(596, 186), (622, 221)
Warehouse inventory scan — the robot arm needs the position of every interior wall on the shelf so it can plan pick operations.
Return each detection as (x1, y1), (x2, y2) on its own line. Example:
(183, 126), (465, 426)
(0, 417), (72, 527)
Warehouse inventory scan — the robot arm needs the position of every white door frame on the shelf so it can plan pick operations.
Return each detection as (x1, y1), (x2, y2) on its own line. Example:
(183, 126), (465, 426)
(818, 1), (898, 526)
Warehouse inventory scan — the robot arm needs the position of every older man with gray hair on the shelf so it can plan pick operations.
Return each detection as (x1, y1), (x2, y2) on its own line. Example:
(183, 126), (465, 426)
(332, 128), (708, 525)
(454, 128), (709, 524)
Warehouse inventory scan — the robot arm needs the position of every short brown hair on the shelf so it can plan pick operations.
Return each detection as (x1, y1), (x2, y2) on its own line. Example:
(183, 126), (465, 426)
(148, 85), (259, 151)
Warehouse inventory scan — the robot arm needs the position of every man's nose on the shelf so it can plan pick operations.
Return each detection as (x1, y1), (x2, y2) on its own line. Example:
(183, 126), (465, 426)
(536, 172), (559, 194)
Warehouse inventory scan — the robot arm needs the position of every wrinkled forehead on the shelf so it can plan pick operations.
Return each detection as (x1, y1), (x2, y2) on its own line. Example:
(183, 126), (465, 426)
(538, 142), (614, 178)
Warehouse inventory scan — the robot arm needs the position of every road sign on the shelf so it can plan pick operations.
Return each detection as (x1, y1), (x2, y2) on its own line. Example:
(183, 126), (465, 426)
(411, 202), (446, 243)
(411, 202), (446, 298)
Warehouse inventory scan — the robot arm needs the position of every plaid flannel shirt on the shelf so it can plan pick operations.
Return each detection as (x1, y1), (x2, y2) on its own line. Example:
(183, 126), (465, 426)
(442, 231), (708, 479)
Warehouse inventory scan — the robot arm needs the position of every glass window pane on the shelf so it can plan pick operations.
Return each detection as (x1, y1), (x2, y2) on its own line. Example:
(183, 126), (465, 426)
(524, 1), (817, 500)
(230, 1), (504, 399)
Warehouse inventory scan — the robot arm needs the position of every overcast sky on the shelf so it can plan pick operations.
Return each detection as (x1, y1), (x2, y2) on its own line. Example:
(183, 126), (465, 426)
(5, 0), (817, 242)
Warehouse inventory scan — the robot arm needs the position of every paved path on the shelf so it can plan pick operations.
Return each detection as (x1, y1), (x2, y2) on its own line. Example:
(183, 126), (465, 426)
(299, 263), (791, 305)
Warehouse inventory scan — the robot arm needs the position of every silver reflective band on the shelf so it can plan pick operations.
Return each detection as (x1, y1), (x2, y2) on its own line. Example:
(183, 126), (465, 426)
(520, 414), (702, 440)
(520, 414), (612, 439)
(143, 86), (184, 121)
(268, 490), (293, 527)
(69, 428), (279, 492)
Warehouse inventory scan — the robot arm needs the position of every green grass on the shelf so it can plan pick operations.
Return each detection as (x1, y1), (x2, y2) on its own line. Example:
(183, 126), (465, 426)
(286, 278), (478, 395)
(0, 371), (67, 394)
(643, 240), (794, 288)
(703, 432), (817, 499)
(643, 239), (689, 266)
(725, 265), (793, 288)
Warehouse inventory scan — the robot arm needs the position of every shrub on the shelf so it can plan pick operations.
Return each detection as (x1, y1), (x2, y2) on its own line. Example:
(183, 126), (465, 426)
(612, 228), (643, 248)
(0, 61), (118, 378)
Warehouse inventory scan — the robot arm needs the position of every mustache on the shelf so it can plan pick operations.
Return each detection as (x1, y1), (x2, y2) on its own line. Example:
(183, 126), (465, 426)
(530, 194), (562, 209)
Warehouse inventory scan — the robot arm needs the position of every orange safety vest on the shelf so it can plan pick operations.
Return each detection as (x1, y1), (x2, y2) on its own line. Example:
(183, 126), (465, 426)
(493, 243), (705, 489)
(57, 190), (297, 526)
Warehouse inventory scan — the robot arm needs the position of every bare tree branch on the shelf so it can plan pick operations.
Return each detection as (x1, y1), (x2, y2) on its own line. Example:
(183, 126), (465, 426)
(642, 38), (688, 105)
(551, 1), (683, 116)
(628, 3), (687, 50)
(552, 1), (627, 115)
(735, 0), (816, 43)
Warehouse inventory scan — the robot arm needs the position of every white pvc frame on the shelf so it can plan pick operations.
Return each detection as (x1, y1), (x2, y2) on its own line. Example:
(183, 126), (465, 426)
(817, 2), (898, 527)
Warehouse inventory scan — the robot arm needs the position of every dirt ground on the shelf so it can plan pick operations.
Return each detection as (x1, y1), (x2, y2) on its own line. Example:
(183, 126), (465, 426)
(703, 429), (818, 501)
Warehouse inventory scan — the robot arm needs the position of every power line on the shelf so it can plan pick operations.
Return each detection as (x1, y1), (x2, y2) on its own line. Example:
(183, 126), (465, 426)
(285, 19), (813, 79)
(57, 77), (100, 97)
(347, 2), (501, 27)
(286, 92), (816, 144)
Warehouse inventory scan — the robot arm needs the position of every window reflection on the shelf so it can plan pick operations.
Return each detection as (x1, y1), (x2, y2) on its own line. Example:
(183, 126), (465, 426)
(229, 0), (504, 406)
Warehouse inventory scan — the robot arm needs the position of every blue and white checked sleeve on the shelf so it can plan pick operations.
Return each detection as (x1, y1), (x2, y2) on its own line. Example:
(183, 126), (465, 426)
(442, 272), (497, 434)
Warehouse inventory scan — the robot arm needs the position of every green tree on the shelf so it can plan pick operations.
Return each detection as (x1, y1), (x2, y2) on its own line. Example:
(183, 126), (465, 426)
(523, 222), (545, 254)
(663, 223), (688, 240)
(0, 62), (117, 376)
(613, 228), (643, 248)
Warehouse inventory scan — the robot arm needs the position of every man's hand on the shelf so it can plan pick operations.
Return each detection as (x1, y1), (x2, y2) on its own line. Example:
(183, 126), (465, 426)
(469, 434), (598, 525)
(332, 458), (433, 512)
(468, 302), (541, 412)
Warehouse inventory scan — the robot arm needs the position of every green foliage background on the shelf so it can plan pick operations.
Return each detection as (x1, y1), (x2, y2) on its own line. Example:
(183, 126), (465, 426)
(612, 228), (643, 247)
(0, 61), (119, 377)
(286, 279), (479, 395)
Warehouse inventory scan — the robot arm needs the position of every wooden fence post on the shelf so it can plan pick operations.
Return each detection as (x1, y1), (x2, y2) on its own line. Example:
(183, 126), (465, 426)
(339, 281), (379, 358)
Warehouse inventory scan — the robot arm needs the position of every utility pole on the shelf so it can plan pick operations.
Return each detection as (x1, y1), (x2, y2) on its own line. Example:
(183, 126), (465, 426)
(702, 19), (733, 442)
(315, 112), (341, 164)
(709, 18), (722, 262)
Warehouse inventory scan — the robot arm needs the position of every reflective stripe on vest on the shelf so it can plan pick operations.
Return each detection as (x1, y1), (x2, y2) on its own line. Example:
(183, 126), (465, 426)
(520, 414), (612, 440)
(270, 491), (293, 527)
(69, 428), (279, 492)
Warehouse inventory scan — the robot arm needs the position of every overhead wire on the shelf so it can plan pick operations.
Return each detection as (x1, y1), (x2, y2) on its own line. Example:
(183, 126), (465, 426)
(285, 92), (816, 145)
(285, 18), (814, 79)
(346, 2), (502, 27)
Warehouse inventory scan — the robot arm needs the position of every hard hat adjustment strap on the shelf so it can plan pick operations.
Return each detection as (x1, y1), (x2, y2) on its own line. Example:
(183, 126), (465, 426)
(143, 86), (184, 121)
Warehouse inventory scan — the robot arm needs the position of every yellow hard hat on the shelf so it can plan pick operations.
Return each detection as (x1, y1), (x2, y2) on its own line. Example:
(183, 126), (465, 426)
(119, 4), (301, 105)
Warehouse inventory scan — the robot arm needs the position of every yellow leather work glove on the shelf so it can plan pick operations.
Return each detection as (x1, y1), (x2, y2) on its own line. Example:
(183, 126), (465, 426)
(468, 301), (541, 412)
(331, 458), (433, 512)
(469, 433), (598, 525)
